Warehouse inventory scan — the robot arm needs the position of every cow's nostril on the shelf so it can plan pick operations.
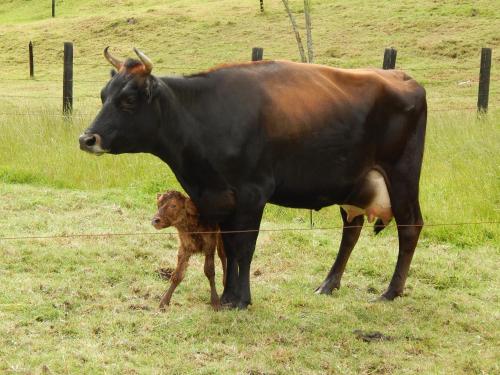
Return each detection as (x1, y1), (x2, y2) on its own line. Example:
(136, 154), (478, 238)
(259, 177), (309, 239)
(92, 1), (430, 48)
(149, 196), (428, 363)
(85, 135), (97, 147)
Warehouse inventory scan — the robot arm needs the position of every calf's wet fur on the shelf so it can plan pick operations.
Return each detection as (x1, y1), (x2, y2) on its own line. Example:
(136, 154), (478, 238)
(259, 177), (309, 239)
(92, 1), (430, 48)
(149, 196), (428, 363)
(152, 190), (227, 310)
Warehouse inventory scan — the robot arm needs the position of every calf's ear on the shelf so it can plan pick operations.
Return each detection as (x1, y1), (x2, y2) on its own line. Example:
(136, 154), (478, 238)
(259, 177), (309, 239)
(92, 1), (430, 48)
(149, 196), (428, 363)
(156, 193), (162, 201)
(185, 199), (198, 216)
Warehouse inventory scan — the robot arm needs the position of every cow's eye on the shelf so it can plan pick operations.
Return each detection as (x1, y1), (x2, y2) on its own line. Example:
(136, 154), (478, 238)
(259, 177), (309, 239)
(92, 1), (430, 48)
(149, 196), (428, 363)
(120, 96), (136, 111)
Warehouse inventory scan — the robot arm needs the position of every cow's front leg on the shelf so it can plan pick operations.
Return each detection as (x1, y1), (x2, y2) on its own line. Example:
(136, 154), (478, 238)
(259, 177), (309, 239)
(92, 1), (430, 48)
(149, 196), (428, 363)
(220, 208), (264, 309)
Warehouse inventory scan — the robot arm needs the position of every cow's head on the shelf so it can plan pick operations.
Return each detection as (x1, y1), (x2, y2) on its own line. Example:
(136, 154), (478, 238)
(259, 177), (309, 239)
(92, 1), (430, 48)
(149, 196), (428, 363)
(79, 47), (163, 155)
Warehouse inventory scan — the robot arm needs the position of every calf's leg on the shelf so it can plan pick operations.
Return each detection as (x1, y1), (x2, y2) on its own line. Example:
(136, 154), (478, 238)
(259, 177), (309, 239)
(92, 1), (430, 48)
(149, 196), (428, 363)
(204, 251), (221, 310)
(216, 234), (227, 287)
(159, 252), (190, 310)
(315, 209), (364, 294)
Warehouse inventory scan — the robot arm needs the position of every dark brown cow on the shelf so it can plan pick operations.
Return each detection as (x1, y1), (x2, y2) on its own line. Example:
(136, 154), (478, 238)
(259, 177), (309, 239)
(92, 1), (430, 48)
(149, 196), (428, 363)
(80, 48), (427, 309)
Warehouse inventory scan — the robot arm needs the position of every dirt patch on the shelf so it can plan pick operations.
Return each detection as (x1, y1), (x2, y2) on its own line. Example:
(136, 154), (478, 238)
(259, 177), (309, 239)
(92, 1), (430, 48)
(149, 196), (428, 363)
(157, 267), (174, 280)
(353, 330), (393, 343)
(128, 304), (151, 311)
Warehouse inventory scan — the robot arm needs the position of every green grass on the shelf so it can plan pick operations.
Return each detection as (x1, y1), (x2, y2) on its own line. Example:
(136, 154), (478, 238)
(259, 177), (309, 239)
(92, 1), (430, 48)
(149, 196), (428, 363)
(0, 0), (499, 373)
(0, 182), (498, 374)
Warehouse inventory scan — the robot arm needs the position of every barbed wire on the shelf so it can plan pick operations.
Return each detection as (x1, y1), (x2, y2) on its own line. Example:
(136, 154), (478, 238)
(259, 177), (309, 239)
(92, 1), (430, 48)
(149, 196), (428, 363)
(0, 106), (492, 118)
(0, 93), (490, 100)
(0, 112), (93, 118)
(2, 78), (497, 86)
(0, 94), (99, 99)
(0, 221), (498, 242)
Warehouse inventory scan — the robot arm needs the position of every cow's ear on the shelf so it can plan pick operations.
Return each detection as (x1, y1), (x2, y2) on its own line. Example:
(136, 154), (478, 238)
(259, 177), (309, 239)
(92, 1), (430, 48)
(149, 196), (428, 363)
(144, 76), (157, 103)
(185, 198), (198, 216)
(110, 69), (117, 77)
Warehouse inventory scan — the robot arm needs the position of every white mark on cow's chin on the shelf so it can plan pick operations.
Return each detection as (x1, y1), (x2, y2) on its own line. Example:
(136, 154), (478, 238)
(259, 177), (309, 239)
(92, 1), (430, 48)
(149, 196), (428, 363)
(87, 145), (109, 156)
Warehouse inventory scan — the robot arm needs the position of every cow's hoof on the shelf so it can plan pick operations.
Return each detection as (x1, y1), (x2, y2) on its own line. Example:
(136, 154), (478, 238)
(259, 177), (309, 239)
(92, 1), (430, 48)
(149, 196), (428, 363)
(236, 300), (250, 310)
(314, 281), (339, 295)
(221, 292), (239, 308)
(379, 289), (402, 301)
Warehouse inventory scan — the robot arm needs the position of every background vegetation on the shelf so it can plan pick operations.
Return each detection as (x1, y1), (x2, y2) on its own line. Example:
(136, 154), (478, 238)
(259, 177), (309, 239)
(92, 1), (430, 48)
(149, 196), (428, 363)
(0, 0), (498, 373)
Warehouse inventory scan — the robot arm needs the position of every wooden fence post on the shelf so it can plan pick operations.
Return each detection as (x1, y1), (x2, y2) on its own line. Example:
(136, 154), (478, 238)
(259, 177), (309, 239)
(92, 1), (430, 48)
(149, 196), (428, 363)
(477, 47), (492, 113)
(260, 0), (264, 12)
(29, 41), (34, 78)
(52, 0), (55, 17)
(63, 42), (73, 115)
(252, 47), (264, 61)
(382, 48), (397, 69)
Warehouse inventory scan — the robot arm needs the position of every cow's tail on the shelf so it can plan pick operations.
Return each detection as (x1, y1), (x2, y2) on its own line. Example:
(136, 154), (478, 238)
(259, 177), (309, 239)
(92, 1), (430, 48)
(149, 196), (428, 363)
(374, 219), (387, 235)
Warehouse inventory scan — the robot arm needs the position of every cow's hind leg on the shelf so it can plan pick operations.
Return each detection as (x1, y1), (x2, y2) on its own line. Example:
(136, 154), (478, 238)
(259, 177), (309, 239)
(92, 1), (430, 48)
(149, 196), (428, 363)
(381, 109), (426, 300)
(381, 182), (423, 300)
(315, 208), (364, 294)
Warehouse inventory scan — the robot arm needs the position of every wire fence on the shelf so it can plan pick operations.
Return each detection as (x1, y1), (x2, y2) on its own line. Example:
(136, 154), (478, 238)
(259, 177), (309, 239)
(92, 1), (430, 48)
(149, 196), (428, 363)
(0, 221), (498, 242)
(0, 46), (496, 115)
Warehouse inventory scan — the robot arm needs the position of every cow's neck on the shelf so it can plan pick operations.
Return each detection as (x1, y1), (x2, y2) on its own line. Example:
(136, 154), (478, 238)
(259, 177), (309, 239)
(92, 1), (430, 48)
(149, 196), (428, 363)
(152, 76), (223, 197)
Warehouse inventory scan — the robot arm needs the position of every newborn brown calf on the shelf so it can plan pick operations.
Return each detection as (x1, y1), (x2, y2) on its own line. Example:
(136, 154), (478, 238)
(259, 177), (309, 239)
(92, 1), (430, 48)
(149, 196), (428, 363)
(152, 190), (227, 310)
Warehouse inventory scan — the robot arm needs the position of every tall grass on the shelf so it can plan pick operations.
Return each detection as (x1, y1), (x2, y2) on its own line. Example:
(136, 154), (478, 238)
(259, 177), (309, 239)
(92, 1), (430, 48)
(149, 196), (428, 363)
(0, 102), (179, 192)
(420, 110), (499, 246)
(1, 104), (498, 246)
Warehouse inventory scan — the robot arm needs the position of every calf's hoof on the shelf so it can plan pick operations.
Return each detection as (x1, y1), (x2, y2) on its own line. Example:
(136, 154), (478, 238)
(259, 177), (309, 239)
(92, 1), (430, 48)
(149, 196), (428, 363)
(210, 298), (222, 311)
(159, 301), (170, 311)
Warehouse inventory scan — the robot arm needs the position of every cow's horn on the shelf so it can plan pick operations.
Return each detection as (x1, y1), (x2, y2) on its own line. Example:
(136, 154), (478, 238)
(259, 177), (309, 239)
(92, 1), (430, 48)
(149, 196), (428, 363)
(104, 46), (123, 70)
(133, 47), (153, 74)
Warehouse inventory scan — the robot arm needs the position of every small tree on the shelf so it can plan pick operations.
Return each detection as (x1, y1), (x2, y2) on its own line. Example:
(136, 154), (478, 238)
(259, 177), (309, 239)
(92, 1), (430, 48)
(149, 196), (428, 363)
(281, 0), (314, 63)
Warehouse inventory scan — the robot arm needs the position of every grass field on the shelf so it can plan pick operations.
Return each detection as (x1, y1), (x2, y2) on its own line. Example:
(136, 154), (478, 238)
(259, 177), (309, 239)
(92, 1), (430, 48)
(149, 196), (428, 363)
(1, 182), (498, 374)
(0, 0), (499, 373)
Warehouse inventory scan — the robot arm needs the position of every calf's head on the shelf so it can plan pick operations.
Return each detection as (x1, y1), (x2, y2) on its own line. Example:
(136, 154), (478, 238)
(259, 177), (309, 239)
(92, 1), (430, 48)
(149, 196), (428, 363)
(152, 191), (198, 229)
(79, 47), (163, 155)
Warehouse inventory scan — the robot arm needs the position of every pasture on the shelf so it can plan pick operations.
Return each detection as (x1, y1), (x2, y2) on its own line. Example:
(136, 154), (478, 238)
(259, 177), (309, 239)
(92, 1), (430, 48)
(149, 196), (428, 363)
(0, 0), (499, 373)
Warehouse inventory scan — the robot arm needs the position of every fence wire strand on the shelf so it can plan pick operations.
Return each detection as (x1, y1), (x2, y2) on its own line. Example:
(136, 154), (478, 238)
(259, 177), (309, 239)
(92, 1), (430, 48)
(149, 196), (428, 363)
(0, 221), (498, 242)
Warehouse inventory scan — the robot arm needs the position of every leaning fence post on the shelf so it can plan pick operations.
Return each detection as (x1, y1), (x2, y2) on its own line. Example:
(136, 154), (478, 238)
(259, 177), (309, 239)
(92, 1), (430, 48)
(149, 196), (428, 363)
(260, 0), (264, 12)
(63, 42), (73, 116)
(29, 41), (34, 78)
(252, 47), (264, 61)
(477, 47), (492, 113)
(52, 0), (55, 17)
(382, 48), (397, 69)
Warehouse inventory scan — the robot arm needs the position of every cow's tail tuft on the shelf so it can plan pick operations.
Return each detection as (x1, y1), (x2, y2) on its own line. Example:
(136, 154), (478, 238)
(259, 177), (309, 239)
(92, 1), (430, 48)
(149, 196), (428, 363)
(373, 219), (387, 235)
